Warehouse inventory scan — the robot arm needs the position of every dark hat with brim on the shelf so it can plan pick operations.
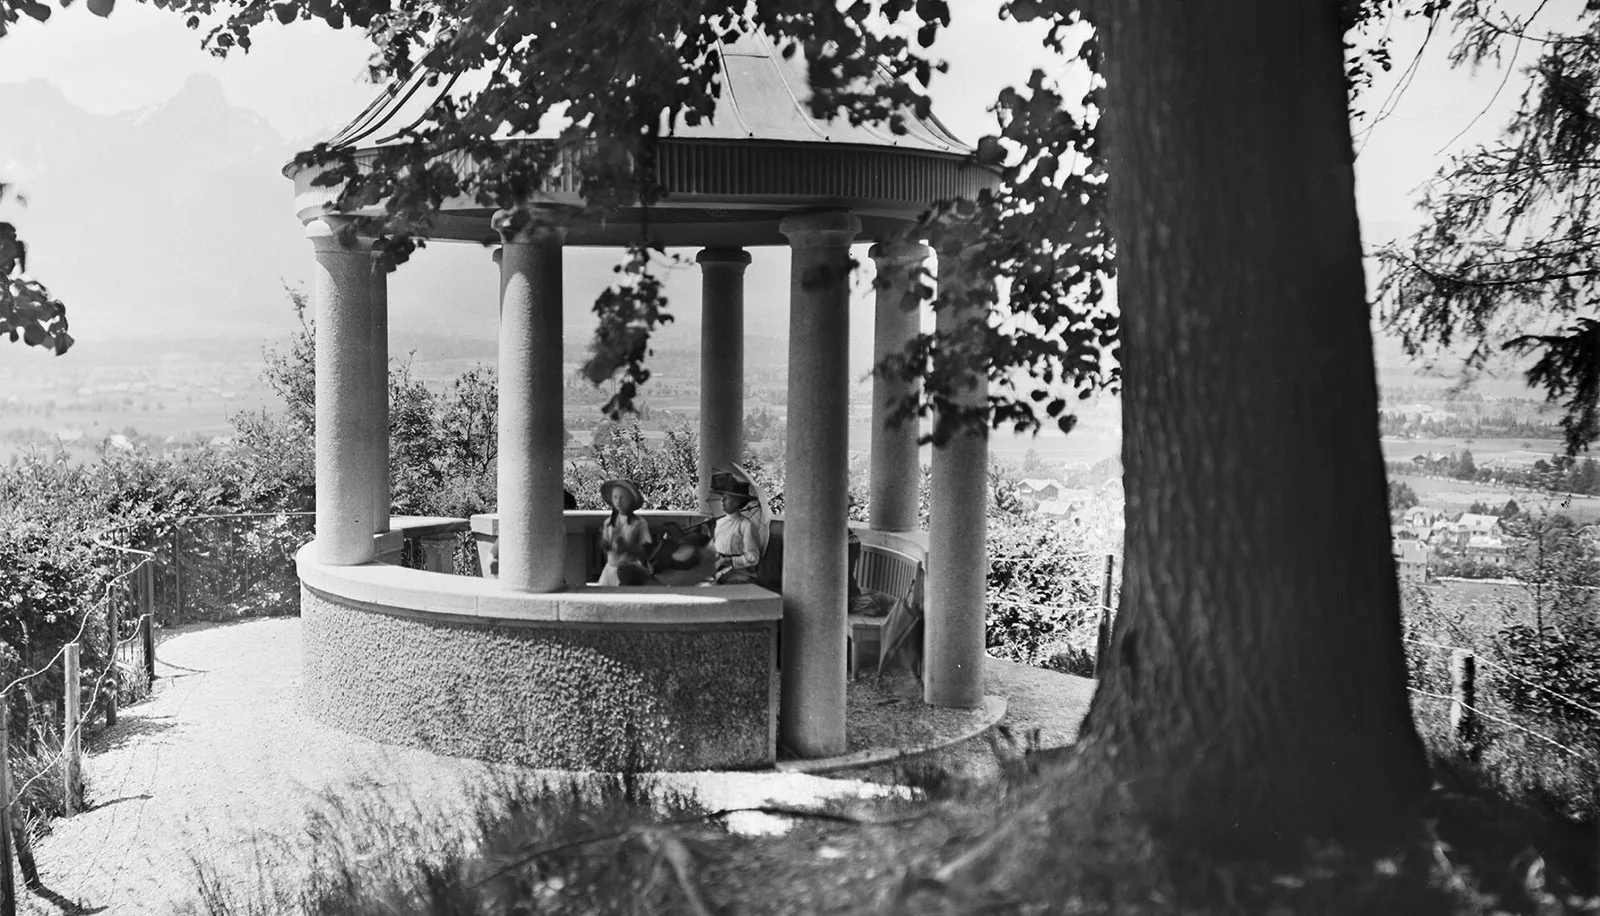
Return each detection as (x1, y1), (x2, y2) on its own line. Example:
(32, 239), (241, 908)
(600, 479), (646, 509)
(710, 465), (754, 501)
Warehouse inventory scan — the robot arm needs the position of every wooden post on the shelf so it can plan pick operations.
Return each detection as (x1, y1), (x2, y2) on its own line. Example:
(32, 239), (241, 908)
(173, 525), (185, 624)
(105, 579), (119, 730)
(62, 644), (79, 815)
(140, 562), (156, 687)
(1094, 553), (1115, 677)
(1449, 648), (1479, 760)
(1, 702), (15, 916)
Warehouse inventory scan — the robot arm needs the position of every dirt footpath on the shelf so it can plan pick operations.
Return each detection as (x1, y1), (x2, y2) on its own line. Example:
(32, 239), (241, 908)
(18, 618), (945, 915)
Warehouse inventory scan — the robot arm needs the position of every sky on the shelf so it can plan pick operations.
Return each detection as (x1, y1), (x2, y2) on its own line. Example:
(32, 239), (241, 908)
(0, 2), (1570, 378)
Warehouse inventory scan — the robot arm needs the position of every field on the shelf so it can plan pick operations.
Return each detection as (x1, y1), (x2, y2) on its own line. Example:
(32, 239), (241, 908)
(1379, 435), (1568, 464)
(1422, 577), (1530, 620)
(1389, 471), (1600, 523)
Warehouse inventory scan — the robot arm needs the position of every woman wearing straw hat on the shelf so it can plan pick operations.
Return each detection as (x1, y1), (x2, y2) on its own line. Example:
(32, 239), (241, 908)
(598, 478), (653, 586)
(708, 464), (770, 585)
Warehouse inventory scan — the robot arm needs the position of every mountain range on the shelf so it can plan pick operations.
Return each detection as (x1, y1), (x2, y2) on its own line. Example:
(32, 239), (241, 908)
(0, 72), (884, 377)
(0, 69), (1527, 405)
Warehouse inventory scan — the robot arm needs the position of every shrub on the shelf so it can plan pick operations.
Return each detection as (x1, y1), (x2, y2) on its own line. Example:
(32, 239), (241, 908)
(983, 464), (1118, 670)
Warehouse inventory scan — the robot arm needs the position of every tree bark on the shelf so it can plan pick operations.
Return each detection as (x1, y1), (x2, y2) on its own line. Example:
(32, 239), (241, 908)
(1081, 0), (1432, 844)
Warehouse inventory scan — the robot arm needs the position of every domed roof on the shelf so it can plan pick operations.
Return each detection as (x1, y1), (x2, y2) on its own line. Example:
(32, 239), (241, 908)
(291, 26), (996, 247)
(323, 28), (971, 155)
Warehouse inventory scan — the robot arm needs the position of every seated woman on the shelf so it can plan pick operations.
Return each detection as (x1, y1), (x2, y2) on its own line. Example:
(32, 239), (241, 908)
(597, 478), (653, 586)
(708, 464), (770, 585)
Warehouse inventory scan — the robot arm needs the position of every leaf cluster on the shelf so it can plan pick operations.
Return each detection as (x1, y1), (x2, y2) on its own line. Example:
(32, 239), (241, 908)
(0, 214), (72, 356)
(881, 6), (1118, 446)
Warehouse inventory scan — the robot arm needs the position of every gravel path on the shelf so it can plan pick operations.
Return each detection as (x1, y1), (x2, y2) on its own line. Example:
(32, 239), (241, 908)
(16, 618), (1096, 915)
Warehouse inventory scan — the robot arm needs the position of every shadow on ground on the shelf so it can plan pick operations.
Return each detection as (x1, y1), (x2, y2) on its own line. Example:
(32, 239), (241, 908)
(84, 713), (183, 756)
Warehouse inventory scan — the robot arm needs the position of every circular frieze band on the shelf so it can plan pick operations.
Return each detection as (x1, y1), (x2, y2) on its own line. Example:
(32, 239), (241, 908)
(292, 140), (996, 230)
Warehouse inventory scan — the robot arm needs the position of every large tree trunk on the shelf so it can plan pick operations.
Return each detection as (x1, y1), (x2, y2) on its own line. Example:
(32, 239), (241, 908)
(1080, 0), (1432, 843)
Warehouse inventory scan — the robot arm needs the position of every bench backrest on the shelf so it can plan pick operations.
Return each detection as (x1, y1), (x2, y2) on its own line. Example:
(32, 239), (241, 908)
(855, 545), (920, 601)
(755, 520), (785, 591)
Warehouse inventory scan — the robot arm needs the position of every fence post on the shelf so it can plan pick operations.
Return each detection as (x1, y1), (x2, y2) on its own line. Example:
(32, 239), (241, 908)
(62, 644), (79, 816)
(1, 701), (14, 916)
(1094, 553), (1115, 677)
(1449, 648), (1479, 760)
(105, 579), (119, 730)
(173, 524), (185, 624)
(140, 562), (156, 687)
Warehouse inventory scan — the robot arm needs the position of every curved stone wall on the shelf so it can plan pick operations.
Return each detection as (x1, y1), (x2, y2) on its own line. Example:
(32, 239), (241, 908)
(298, 545), (780, 771)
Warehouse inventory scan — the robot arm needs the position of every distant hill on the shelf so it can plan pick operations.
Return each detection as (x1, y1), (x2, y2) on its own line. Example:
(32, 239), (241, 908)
(0, 73), (306, 347)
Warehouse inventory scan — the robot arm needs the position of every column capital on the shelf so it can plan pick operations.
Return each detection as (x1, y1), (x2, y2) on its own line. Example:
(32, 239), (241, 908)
(493, 207), (569, 245)
(779, 211), (861, 248)
(696, 247), (752, 269)
(868, 238), (931, 267)
(305, 217), (373, 254)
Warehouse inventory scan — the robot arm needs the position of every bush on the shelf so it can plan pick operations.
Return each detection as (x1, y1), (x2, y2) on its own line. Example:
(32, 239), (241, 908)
(983, 463), (1119, 671)
(566, 418), (701, 511)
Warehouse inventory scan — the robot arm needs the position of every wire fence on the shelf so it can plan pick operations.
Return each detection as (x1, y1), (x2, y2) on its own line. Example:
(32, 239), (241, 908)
(1402, 634), (1599, 820)
(0, 510), (325, 911)
(152, 512), (316, 626)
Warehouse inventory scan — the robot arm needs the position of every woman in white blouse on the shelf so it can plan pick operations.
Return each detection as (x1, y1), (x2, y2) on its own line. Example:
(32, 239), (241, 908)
(709, 466), (769, 585)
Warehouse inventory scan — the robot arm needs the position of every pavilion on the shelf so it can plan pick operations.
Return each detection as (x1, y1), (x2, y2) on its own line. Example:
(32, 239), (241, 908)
(288, 28), (999, 768)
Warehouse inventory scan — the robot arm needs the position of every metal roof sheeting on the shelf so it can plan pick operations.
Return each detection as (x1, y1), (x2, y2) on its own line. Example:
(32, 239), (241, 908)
(320, 27), (970, 156)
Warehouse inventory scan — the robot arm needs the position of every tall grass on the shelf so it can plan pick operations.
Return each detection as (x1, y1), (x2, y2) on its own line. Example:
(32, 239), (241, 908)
(179, 772), (722, 916)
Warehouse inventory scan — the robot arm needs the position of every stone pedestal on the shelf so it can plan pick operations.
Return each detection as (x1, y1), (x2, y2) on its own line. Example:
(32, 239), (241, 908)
(778, 211), (860, 758)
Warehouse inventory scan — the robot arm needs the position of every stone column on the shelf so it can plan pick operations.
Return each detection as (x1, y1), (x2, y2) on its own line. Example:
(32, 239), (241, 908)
(369, 253), (391, 533)
(307, 218), (378, 566)
(696, 248), (751, 513)
(926, 247), (990, 709)
(495, 210), (567, 593)
(868, 239), (929, 533)
(778, 210), (860, 758)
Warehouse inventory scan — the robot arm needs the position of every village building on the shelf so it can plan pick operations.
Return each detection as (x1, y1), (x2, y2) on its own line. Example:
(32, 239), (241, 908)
(1463, 535), (1511, 568)
(1393, 539), (1431, 581)
(1015, 477), (1066, 503)
(1453, 512), (1501, 547)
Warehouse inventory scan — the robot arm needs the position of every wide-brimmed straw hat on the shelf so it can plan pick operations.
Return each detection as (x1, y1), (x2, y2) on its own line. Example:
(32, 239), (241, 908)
(600, 479), (645, 509)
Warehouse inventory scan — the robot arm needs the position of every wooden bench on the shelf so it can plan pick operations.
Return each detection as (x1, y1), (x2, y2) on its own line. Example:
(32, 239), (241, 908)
(848, 544), (922, 677)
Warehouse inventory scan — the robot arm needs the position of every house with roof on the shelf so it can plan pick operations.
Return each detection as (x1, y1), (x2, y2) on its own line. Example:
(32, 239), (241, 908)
(1453, 513), (1501, 547)
(1463, 535), (1510, 568)
(1015, 477), (1065, 503)
(1393, 540), (1431, 581)
(1402, 506), (1445, 528)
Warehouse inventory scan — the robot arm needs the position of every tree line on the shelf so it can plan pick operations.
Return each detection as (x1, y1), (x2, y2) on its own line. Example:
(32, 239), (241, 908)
(1397, 448), (1600, 496)
(1378, 409), (1562, 441)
